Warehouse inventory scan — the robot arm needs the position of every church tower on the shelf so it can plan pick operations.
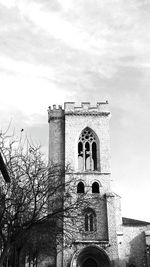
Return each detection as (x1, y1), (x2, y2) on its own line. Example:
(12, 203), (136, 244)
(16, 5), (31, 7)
(48, 102), (122, 267)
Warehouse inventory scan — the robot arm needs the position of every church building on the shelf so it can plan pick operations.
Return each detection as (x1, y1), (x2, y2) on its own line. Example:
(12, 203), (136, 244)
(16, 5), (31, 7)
(48, 102), (150, 267)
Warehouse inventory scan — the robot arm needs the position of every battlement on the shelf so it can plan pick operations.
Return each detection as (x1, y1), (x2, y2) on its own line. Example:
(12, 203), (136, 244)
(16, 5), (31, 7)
(48, 105), (64, 121)
(48, 101), (110, 121)
(64, 101), (109, 115)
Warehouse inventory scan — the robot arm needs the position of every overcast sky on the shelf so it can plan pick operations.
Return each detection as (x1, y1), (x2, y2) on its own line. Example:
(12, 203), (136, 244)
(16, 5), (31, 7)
(0, 0), (150, 221)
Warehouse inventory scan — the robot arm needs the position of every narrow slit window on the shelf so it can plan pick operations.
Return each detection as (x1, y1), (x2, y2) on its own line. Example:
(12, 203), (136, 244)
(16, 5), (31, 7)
(85, 214), (88, 231)
(78, 142), (83, 171)
(92, 142), (97, 170)
(85, 142), (90, 170)
(89, 214), (94, 231)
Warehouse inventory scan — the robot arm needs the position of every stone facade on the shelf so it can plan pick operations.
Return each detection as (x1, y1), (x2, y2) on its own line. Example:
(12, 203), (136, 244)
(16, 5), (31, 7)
(48, 102), (150, 267)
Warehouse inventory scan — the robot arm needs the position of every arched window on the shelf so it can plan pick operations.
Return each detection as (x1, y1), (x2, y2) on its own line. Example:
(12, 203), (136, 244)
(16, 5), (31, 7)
(84, 209), (96, 232)
(78, 128), (98, 171)
(92, 182), (99, 193)
(77, 182), (85, 193)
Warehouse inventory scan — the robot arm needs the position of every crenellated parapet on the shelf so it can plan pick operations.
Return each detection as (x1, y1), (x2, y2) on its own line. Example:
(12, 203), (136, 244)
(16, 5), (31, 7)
(48, 102), (110, 121)
(64, 101), (110, 116)
(48, 105), (65, 122)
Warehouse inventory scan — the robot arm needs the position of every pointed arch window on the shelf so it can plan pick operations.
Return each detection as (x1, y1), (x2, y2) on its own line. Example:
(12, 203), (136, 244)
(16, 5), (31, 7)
(84, 209), (96, 232)
(92, 182), (100, 193)
(77, 182), (85, 193)
(78, 128), (99, 171)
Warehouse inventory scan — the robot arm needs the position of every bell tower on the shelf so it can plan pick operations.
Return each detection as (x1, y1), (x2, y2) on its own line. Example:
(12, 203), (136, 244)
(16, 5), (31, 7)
(48, 102), (122, 267)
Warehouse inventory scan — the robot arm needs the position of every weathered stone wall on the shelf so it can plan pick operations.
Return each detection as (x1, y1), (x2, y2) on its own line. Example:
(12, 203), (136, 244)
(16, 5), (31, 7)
(47, 102), (150, 267)
(64, 102), (111, 174)
(66, 195), (109, 242)
(65, 172), (111, 195)
(105, 194), (120, 266)
(48, 105), (65, 166)
(115, 195), (126, 266)
(63, 102), (122, 266)
(122, 225), (150, 267)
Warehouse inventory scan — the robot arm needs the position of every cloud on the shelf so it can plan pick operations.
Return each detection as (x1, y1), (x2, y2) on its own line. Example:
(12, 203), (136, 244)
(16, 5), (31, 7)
(0, 70), (74, 117)
(0, 0), (150, 107)
(0, 54), (57, 78)
(0, 0), (17, 8)
(17, 1), (100, 53)
(1, 0), (150, 81)
(0, 0), (150, 220)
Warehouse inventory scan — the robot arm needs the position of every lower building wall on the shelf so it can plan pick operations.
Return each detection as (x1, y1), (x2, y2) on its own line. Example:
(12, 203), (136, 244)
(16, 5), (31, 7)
(20, 224), (150, 267)
(122, 225), (150, 267)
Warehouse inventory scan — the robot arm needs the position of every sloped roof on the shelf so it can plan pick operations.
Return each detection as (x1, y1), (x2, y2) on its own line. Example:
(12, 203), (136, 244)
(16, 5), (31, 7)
(122, 217), (150, 226)
(0, 152), (10, 183)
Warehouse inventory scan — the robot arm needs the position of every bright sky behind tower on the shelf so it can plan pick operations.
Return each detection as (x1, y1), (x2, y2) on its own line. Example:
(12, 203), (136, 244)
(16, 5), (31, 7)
(0, 0), (150, 221)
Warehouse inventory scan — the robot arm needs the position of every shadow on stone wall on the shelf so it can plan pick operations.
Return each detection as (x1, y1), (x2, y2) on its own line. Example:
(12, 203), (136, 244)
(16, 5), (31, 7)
(128, 232), (146, 267)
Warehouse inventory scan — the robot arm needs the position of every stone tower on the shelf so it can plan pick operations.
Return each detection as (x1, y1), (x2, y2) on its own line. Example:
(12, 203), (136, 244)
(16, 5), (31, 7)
(48, 102), (122, 267)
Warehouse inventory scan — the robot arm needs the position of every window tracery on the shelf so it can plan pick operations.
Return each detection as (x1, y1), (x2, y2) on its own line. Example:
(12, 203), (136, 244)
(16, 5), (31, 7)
(78, 128), (98, 171)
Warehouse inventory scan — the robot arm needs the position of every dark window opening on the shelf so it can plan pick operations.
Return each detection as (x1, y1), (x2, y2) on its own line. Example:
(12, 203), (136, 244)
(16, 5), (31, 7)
(85, 142), (90, 170)
(83, 258), (98, 267)
(89, 214), (94, 231)
(85, 214), (88, 231)
(77, 182), (85, 193)
(92, 142), (97, 170)
(78, 142), (83, 171)
(92, 182), (99, 193)
(78, 142), (83, 156)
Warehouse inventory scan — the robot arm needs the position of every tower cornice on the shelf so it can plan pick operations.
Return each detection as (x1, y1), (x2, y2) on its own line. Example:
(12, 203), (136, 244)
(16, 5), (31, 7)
(65, 111), (110, 116)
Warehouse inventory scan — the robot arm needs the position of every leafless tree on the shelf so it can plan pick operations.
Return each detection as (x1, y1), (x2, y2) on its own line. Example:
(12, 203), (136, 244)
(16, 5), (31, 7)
(0, 131), (87, 267)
